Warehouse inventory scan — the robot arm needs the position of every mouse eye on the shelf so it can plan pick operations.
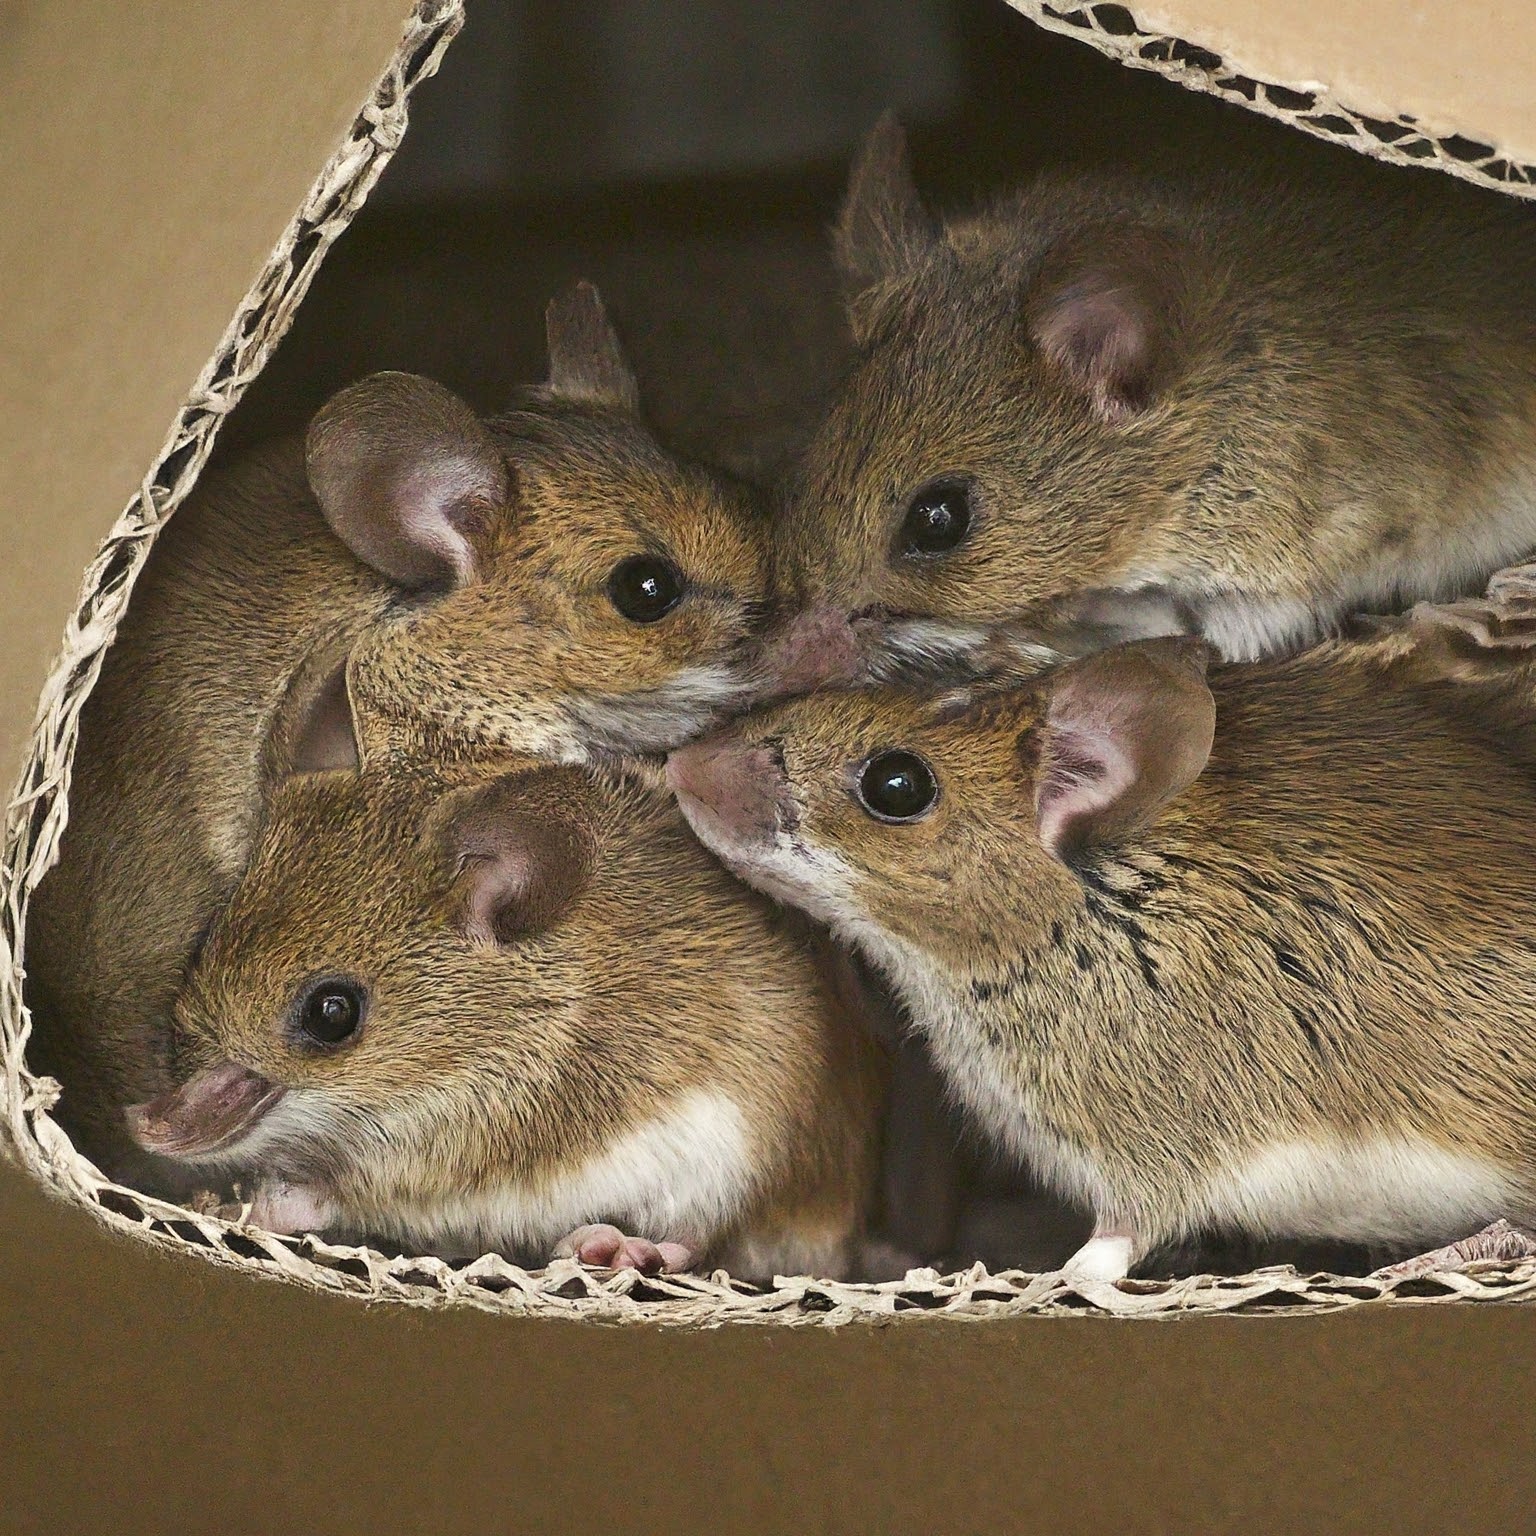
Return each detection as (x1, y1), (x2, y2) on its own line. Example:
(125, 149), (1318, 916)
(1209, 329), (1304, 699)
(607, 554), (685, 623)
(856, 749), (939, 823)
(296, 977), (367, 1048)
(898, 479), (972, 559)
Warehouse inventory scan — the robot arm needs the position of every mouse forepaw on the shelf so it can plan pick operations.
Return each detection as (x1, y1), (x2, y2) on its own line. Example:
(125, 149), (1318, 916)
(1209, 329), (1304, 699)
(553, 1223), (697, 1275)
(244, 1180), (336, 1236)
(1373, 1219), (1536, 1280)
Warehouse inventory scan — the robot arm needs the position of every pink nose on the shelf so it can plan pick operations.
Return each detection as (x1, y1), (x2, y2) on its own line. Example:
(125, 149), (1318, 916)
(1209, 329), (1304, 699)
(666, 736), (793, 850)
(125, 1061), (285, 1159)
(756, 605), (863, 697)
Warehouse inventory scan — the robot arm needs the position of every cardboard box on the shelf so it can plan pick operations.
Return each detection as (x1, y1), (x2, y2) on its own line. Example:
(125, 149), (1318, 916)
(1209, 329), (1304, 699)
(4, 2), (1535, 1526)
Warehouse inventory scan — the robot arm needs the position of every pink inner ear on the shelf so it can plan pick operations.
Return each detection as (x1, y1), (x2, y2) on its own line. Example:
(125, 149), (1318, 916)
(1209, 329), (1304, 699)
(393, 455), (499, 587)
(287, 661), (359, 776)
(458, 846), (534, 948)
(1035, 721), (1135, 859)
(306, 372), (508, 591)
(1030, 278), (1155, 422)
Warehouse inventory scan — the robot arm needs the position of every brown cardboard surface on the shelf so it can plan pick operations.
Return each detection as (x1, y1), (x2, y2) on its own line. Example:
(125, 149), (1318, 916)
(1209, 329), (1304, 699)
(2, 1156), (1534, 1534)
(1136, 0), (1536, 162)
(0, 0), (417, 788)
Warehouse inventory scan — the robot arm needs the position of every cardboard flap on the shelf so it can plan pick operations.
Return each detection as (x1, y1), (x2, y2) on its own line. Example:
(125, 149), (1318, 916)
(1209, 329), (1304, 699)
(1013, 0), (1536, 193)
(0, 0), (435, 782)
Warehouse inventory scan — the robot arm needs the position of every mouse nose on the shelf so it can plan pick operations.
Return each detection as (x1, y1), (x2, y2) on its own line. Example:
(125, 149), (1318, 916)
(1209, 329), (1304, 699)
(666, 734), (794, 850)
(754, 605), (864, 698)
(125, 1060), (286, 1159)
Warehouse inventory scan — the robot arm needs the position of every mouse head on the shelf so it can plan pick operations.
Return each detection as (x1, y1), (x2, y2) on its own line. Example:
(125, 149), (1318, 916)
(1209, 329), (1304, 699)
(309, 282), (768, 760)
(669, 638), (1214, 965)
(759, 117), (1210, 696)
(126, 753), (613, 1201)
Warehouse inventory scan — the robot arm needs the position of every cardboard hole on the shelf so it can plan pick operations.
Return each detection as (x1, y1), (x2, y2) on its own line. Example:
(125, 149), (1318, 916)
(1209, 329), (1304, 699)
(220, 1231), (273, 1262)
(151, 440), (198, 497)
(1261, 83), (1317, 111)
(96, 1188), (146, 1222)
(1442, 133), (1496, 162)
(469, 1273), (514, 1295)
(1088, 4), (1136, 36)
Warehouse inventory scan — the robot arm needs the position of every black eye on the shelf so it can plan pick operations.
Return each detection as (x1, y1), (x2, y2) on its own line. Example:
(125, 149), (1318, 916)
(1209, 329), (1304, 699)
(607, 554), (685, 623)
(856, 750), (939, 823)
(297, 978), (366, 1048)
(899, 479), (972, 558)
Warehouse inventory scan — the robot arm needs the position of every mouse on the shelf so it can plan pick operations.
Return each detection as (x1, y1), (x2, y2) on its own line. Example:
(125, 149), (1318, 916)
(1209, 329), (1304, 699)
(122, 720), (884, 1279)
(26, 282), (771, 1180)
(757, 115), (1536, 694)
(668, 633), (1536, 1280)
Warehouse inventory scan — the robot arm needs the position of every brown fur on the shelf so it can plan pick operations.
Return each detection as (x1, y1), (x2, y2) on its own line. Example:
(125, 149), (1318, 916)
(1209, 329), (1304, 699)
(25, 443), (386, 1182)
(764, 118), (1536, 683)
(345, 391), (765, 761)
(153, 748), (881, 1277)
(671, 634), (1536, 1267)
(26, 288), (769, 1178)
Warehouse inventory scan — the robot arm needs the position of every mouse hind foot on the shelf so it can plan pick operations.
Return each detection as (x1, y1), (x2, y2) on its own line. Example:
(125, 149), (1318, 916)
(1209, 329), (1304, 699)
(552, 1223), (698, 1276)
(1372, 1219), (1536, 1279)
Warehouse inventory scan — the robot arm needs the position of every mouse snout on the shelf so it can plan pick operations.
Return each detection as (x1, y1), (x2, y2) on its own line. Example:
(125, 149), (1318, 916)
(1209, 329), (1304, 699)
(125, 1060), (286, 1160)
(666, 735), (795, 851)
(754, 605), (865, 698)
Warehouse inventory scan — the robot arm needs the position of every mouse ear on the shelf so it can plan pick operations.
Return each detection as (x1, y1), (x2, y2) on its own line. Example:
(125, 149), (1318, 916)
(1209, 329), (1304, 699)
(834, 113), (940, 304)
(306, 372), (510, 590)
(441, 771), (596, 945)
(1032, 637), (1214, 860)
(543, 281), (640, 412)
(265, 649), (361, 782)
(289, 658), (360, 775)
(1025, 225), (1192, 424)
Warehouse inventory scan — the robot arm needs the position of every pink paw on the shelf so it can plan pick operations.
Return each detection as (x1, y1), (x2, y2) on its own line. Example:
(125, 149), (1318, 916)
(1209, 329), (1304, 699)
(553, 1223), (696, 1275)
(1374, 1219), (1536, 1279)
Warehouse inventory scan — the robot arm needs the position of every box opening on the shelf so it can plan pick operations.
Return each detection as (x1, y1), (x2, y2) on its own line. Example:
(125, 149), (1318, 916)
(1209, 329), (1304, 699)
(6, 0), (1535, 1324)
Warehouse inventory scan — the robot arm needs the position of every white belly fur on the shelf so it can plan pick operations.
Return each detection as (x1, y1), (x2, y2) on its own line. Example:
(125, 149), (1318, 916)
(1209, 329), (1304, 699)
(355, 1088), (756, 1258)
(1199, 1135), (1521, 1247)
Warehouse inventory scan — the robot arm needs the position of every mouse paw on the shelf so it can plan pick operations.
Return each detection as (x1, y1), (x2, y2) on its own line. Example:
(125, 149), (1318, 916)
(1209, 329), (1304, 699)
(553, 1223), (697, 1275)
(1484, 562), (1536, 611)
(244, 1180), (337, 1236)
(1060, 1230), (1136, 1284)
(1373, 1219), (1536, 1279)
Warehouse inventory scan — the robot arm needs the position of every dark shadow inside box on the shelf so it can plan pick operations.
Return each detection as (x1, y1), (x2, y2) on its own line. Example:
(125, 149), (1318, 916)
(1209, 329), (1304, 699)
(220, 0), (1319, 475)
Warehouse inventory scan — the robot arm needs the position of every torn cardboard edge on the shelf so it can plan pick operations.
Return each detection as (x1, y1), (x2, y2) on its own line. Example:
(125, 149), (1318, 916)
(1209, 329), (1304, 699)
(1011, 1), (1536, 197)
(3, 0), (1535, 1327)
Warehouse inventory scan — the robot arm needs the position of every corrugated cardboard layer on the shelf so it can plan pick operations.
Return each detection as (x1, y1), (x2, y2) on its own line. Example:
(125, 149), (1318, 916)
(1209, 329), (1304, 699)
(1137, 0), (1536, 162)
(1013, 1), (1536, 195)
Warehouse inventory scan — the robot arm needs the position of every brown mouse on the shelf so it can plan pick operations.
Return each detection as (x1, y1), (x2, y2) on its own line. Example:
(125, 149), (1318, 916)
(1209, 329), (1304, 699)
(759, 116), (1536, 693)
(669, 634), (1536, 1279)
(26, 283), (770, 1180)
(124, 731), (883, 1279)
